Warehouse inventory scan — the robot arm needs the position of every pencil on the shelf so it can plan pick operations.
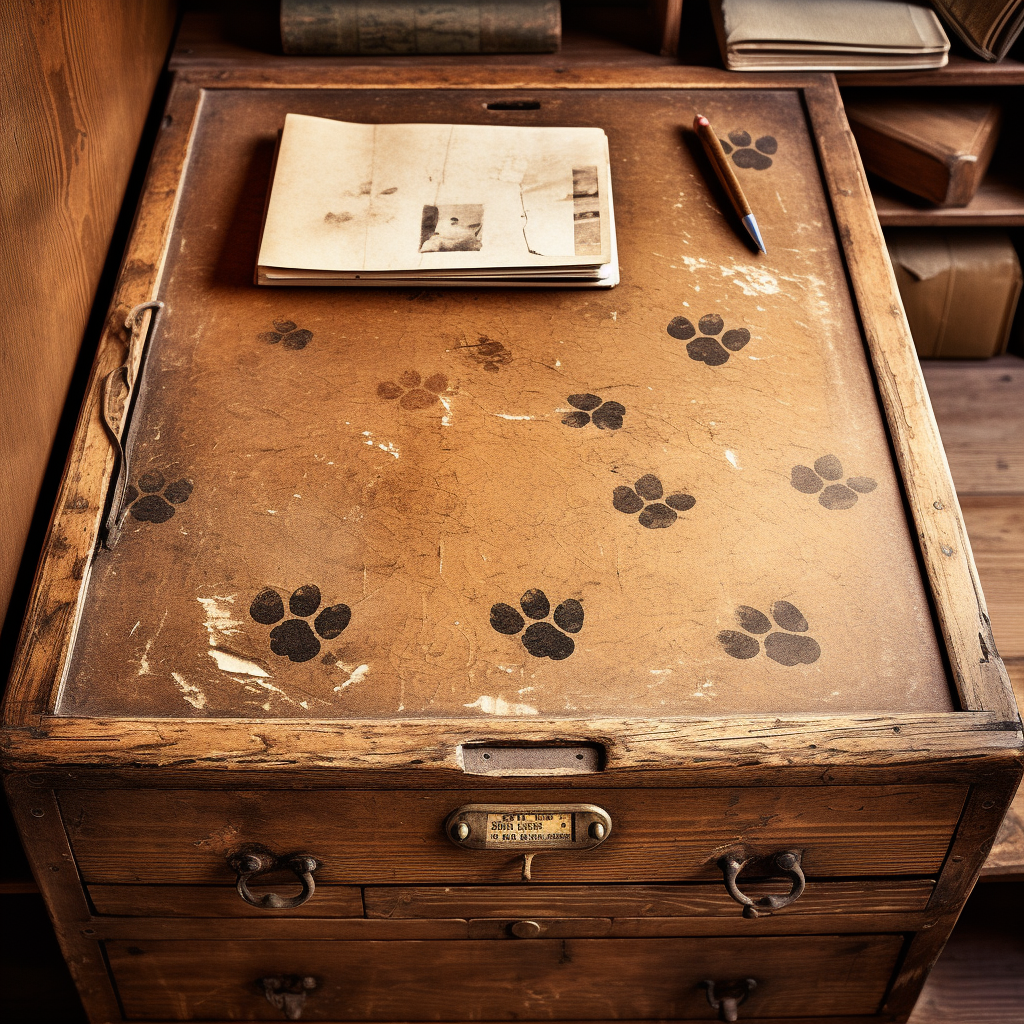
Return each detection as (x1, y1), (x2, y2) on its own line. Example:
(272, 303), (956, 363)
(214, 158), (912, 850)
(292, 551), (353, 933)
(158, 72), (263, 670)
(693, 114), (767, 254)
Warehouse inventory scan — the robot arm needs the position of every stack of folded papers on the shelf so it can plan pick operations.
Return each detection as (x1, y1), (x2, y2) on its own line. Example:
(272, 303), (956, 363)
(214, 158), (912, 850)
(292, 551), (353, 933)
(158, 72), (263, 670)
(257, 114), (618, 288)
(711, 0), (950, 71)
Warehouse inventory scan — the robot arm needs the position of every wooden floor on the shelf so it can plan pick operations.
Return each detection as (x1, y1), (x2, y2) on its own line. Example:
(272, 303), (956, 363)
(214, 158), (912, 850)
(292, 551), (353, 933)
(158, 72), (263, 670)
(923, 355), (1024, 883)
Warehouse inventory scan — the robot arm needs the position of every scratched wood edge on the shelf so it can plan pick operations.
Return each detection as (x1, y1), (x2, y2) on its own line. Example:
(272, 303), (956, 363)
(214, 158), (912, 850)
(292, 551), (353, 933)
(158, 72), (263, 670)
(1, 712), (1021, 775)
(3, 774), (122, 1022)
(883, 777), (1023, 1018)
(0, 79), (203, 728)
(0, 71), (1020, 781)
(802, 77), (1020, 726)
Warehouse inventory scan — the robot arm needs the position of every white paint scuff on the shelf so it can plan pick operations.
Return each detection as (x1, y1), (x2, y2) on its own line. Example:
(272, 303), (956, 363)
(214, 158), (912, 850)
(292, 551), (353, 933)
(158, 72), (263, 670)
(207, 649), (269, 677)
(494, 413), (535, 421)
(464, 695), (539, 716)
(171, 672), (207, 709)
(725, 450), (741, 469)
(334, 664), (369, 691)
(198, 595), (242, 646)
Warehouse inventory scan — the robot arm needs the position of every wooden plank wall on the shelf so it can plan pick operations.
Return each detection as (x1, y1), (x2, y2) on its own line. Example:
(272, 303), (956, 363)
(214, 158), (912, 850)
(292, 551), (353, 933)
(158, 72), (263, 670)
(0, 0), (177, 630)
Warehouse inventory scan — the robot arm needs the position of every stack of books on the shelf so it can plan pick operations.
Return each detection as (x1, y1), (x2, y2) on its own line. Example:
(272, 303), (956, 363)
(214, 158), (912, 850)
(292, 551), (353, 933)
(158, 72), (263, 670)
(257, 114), (617, 288)
(710, 0), (950, 71)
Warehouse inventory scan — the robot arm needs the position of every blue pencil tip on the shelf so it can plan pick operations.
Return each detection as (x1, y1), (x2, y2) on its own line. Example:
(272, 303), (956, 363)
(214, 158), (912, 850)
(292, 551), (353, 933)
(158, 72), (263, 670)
(742, 214), (767, 254)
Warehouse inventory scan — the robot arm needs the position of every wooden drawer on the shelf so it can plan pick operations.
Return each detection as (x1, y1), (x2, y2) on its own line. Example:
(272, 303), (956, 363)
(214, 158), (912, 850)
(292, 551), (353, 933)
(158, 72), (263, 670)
(88, 879), (934, 921)
(60, 786), (965, 886)
(106, 935), (904, 1020)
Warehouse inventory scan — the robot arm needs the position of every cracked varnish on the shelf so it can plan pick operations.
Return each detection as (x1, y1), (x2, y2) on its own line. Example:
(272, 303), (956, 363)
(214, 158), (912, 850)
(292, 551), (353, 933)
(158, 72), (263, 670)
(56, 87), (952, 719)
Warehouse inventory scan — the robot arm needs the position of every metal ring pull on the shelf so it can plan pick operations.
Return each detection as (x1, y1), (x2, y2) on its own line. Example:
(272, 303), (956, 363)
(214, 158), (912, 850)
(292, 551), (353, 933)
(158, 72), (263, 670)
(231, 849), (320, 910)
(719, 848), (805, 918)
(259, 975), (317, 1020)
(701, 979), (757, 1022)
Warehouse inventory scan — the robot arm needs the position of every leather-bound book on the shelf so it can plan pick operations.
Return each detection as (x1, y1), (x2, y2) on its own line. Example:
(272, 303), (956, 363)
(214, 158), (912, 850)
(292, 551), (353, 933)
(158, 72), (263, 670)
(931, 0), (1024, 61)
(281, 0), (561, 55)
(846, 99), (1002, 207)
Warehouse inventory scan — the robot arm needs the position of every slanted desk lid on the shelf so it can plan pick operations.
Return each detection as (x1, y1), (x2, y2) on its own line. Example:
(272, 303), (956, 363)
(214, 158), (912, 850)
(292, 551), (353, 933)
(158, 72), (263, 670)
(54, 85), (952, 722)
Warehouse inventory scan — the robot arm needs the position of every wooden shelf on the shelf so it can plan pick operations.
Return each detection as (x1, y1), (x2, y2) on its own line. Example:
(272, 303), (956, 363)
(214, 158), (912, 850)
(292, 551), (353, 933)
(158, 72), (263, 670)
(873, 174), (1024, 226)
(838, 53), (1024, 87)
(171, 12), (678, 72)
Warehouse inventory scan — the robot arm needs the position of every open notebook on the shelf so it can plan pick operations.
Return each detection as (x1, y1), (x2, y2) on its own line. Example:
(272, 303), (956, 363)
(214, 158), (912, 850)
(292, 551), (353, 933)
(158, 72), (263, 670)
(256, 114), (618, 288)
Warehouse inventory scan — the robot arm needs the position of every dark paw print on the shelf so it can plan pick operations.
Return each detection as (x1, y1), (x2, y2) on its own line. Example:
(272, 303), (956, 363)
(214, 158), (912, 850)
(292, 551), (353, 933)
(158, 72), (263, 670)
(719, 131), (777, 170)
(667, 313), (750, 366)
(562, 393), (625, 430)
(490, 589), (584, 661)
(257, 319), (314, 350)
(791, 455), (877, 511)
(613, 474), (696, 529)
(250, 585), (351, 663)
(459, 336), (512, 373)
(377, 370), (451, 410)
(718, 602), (821, 666)
(124, 471), (193, 524)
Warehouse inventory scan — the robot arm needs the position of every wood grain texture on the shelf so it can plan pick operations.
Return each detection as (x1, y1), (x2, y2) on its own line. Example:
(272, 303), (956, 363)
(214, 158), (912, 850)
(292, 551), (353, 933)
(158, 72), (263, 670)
(908, 882), (1024, 1023)
(106, 935), (903, 1020)
(804, 77), (1016, 721)
(2, 776), (120, 1021)
(0, 0), (175, 628)
(58, 786), (966, 885)
(365, 880), (934, 919)
(924, 356), (1024, 495)
(88, 883), (363, 918)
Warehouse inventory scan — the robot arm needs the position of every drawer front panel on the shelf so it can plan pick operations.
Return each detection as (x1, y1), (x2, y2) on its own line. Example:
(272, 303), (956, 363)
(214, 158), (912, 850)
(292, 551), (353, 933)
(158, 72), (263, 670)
(366, 880), (935, 920)
(107, 935), (903, 1020)
(88, 879), (934, 920)
(61, 786), (965, 884)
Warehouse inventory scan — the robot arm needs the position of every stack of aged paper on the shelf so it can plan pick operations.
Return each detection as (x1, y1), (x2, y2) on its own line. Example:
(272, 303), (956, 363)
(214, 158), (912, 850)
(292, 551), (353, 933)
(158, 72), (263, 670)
(711, 0), (950, 71)
(257, 114), (617, 288)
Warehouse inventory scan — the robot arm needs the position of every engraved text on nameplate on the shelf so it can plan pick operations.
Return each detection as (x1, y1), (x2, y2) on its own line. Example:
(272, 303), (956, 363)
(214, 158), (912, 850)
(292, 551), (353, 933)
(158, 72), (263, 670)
(485, 812), (574, 845)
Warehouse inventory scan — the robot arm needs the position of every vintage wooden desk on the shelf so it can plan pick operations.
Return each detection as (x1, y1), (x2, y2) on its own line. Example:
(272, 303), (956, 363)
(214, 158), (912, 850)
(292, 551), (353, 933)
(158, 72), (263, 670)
(2, 67), (1021, 1023)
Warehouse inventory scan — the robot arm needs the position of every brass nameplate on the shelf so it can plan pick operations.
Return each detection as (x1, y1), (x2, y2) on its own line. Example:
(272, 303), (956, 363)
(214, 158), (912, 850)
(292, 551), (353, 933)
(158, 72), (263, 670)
(486, 811), (574, 845)
(445, 804), (611, 851)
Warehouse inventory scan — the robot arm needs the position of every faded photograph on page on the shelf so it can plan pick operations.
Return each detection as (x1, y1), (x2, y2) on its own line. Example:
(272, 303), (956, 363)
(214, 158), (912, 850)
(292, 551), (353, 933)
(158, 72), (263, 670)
(257, 114), (611, 273)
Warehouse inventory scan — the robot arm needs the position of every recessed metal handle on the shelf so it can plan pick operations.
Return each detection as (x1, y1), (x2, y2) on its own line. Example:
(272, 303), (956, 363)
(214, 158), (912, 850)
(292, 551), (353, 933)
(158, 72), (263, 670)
(231, 849), (320, 910)
(719, 849), (805, 918)
(701, 979), (756, 1021)
(259, 975), (316, 1020)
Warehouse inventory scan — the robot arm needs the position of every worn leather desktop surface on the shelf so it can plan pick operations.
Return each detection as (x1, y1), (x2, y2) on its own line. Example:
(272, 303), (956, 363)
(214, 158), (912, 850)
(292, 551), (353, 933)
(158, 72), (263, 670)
(57, 87), (952, 718)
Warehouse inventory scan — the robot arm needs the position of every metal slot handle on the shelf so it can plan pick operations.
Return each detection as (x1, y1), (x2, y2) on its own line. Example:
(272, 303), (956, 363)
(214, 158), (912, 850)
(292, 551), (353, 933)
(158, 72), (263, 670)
(231, 849), (320, 910)
(701, 979), (756, 1022)
(719, 849), (805, 918)
(259, 975), (317, 1020)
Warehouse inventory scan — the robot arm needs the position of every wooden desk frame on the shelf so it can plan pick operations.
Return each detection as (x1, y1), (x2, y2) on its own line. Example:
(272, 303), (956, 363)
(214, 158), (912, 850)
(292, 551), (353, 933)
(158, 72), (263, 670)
(2, 67), (1021, 1024)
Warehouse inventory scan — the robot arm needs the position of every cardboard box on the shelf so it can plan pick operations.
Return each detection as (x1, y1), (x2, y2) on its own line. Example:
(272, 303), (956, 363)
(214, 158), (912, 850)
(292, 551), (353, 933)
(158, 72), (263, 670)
(886, 229), (1022, 358)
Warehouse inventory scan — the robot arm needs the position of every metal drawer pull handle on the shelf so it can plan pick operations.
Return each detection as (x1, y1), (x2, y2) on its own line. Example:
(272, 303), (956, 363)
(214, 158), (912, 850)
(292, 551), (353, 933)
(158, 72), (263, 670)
(231, 850), (320, 909)
(701, 979), (756, 1022)
(259, 975), (317, 1020)
(719, 849), (805, 918)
